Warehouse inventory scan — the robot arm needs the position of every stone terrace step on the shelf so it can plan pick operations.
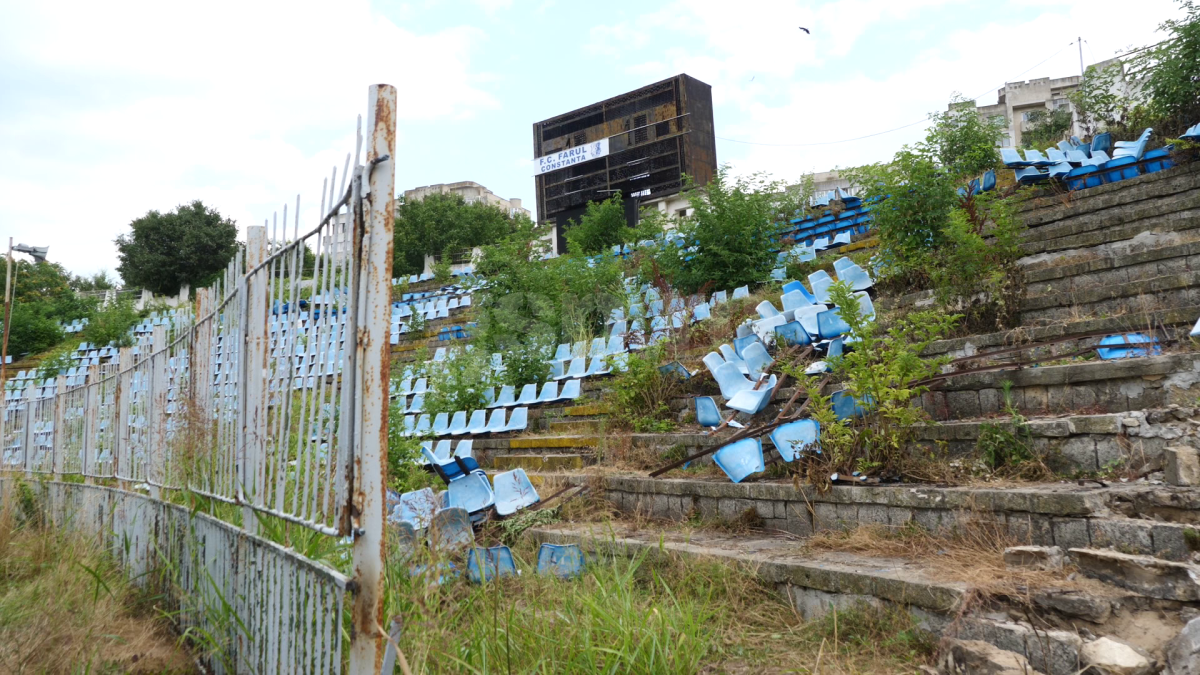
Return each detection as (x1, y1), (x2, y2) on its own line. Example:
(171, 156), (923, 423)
(913, 408), (1197, 474)
(1016, 161), (1200, 257)
(540, 474), (1200, 562)
(923, 352), (1200, 420)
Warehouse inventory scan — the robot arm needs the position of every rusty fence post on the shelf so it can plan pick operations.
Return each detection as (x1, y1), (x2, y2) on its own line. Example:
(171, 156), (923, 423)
(239, 226), (269, 534)
(82, 363), (99, 483)
(148, 325), (167, 499)
(348, 83), (396, 675)
(52, 374), (66, 478)
(22, 383), (35, 478)
(115, 347), (132, 491)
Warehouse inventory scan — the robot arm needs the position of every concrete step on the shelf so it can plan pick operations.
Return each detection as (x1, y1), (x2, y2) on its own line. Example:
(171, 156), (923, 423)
(492, 454), (586, 471)
(538, 472), (1200, 562)
(527, 522), (1175, 675)
(924, 352), (1200, 420)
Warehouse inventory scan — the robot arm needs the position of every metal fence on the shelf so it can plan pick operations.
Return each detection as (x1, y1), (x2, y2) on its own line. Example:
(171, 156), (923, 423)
(0, 84), (396, 673)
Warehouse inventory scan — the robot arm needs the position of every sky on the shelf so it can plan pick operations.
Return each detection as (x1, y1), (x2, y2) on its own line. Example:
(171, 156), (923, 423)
(0, 0), (1185, 278)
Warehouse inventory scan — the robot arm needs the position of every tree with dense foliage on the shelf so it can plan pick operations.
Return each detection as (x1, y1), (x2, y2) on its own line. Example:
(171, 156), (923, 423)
(115, 201), (239, 295)
(650, 167), (784, 295)
(1021, 107), (1074, 149)
(565, 192), (633, 255)
(924, 96), (1004, 180)
(1128, 1), (1200, 137)
(393, 192), (515, 276)
(2, 260), (97, 356)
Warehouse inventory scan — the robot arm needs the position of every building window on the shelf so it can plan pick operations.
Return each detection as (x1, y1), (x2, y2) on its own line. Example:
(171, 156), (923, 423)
(633, 114), (648, 144)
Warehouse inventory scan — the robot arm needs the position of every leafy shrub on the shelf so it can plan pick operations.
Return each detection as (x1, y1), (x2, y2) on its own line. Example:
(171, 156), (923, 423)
(793, 283), (958, 477)
(423, 347), (497, 417)
(565, 192), (632, 256)
(387, 398), (437, 494)
(647, 166), (784, 295)
(604, 345), (681, 432)
(1127, 1), (1200, 137)
(499, 339), (552, 388)
(81, 296), (139, 349)
(5, 303), (62, 358)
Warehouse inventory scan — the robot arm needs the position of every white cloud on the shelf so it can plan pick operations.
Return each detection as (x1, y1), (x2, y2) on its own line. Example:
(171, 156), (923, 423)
(0, 0), (498, 277)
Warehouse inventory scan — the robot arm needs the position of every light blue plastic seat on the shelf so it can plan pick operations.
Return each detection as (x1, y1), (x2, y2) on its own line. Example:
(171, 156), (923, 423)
(429, 507), (474, 551)
(465, 410), (488, 434)
(454, 440), (474, 459)
(553, 343), (571, 361)
(1022, 148), (1056, 167)
(692, 302), (711, 322)
(831, 390), (867, 420)
(725, 374), (776, 415)
(712, 437), (765, 483)
(1014, 167), (1048, 185)
(769, 419), (819, 461)
(387, 520), (418, 560)
(413, 414), (432, 436)
(401, 415), (416, 437)
(515, 383), (539, 406)
(752, 315), (787, 346)
(731, 286), (749, 300)
(742, 341), (774, 379)
(537, 381), (559, 403)
(537, 543), (585, 579)
(503, 407), (529, 432)
(432, 412), (450, 436)
(484, 409), (507, 433)
(468, 545), (518, 583)
(406, 394), (424, 414)
(711, 290), (728, 305)
(548, 360), (565, 379)
(397, 488), (439, 529)
(781, 290), (811, 311)
(585, 356), (610, 376)
(817, 309), (852, 340)
(839, 265), (874, 292)
(733, 334), (761, 357)
(397, 377), (414, 395)
(712, 361), (753, 400)
(999, 147), (1030, 168)
(490, 385), (515, 408)
(432, 439), (452, 461)
(694, 396), (723, 428)
(559, 378), (582, 400)
(756, 301), (781, 319)
(493, 468), (540, 516)
(792, 303), (827, 341)
(1096, 333), (1160, 359)
(557, 358), (586, 380)
(833, 257), (855, 277)
(829, 231), (852, 247)
(605, 335), (625, 354)
(659, 362), (690, 379)
(589, 337), (607, 357)
(775, 320), (812, 347)
(808, 270), (834, 303)
(702, 351), (725, 377)
(719, 344), (750, 375)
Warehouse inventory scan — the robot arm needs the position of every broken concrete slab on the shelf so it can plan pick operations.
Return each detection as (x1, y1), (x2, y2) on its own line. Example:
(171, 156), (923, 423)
(1070, 548), (1200, 601)
(957, 617), (1082, 675)
(1032, 589), (1113, 623)
(1080, 636), (1156, 675)
(1005, 545), (1064, 571)
(939, 639), (1046, 675)
(1166, 445), (1200, 487)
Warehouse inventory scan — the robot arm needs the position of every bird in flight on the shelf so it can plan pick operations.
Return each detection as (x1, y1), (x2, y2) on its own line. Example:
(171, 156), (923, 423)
(798, 26), (810, 34)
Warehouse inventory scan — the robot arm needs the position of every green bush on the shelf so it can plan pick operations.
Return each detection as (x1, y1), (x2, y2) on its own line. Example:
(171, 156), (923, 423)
(81, 296), (139, 349)
(604, 345), (681, 432)
(499, 339), (552, 388)
(393, 192), (517, 277)
(647, 166), (784, 295)
(1127, 1), (1200, 136)
(5, 303), (63, 358)
(565, 192), (632, 256)
(423, 347), (497, 417)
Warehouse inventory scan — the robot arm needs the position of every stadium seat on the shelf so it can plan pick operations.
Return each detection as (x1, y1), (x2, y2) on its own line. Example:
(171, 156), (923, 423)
(769, 419), (820, 461)
(725, 375), (776, 415)
(493, 468), (540, 516)
(503, 407), (529, 433)
(428, 507), (474, 551)
(694, 396), (723, 428)
(490, 385), (515, 408)
(712, 437), (765, 483)
(536, 543), (585, 579)
(467, 545), (518, 583)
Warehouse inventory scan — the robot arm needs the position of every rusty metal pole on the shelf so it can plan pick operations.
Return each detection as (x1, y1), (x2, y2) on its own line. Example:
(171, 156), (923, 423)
(2, 238), (14, 384)
(148, 324), (167, 499)
(52, 374), (66, 478)
(82, 363), (99, 484)
(348, 83), (396, 675)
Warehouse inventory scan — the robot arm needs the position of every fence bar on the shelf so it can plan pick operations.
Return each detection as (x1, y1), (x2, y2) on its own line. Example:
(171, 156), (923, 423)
(52, 374), (66, 476)
(241, 225), (269, 533)
(348, 82), (396, 675)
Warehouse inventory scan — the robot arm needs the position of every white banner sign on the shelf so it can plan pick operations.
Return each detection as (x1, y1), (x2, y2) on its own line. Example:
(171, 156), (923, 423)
(535, 138), (609, 175)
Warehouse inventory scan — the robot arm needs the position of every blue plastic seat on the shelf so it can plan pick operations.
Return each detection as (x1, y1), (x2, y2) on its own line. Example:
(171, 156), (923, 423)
(839, 264), (873, 292)
(559, 378), (582, 400)
(1091, 132), (1112, 156)
(712, 437), (765, 483)
(585, 356), (610, 376)
(816, 308), (852, 340)
(557, 358), (586, 380)
(467, 545), (518, 583)
(465, 410), (488, 434)
(710, 290), (727, 305)
(999, 147), (1030, 168)
(401, 415), (416, 437)
(432, 412), (450, 436)
(493, 468), (540, 516)
(659, 362), (690, 379)
(553, 343), (571, 361)
(725, 374), (776, 415)
(1023, 148), (1056, 167)
(780, 289), (811, 311)
(793, 304), (826, 337)
(406, 394), (424, 414)
(756, 301), (781, 320)
(1101, 156), (1140, 183)
(454, 440), (474, 459)
(447, 470), (494, 513)
(503, 407), (528, 432)
(429, 507), (474, 551)
(733, 334), (761, 358)
(831, 390), (867, 420)
(1065, 165), (1103, 191)
(387, 520), (418, 560)
(1015, 167), (1048, 185)
(413, 414), (432, 436)
(484, 409), (507, 433)
(742, 341), (774, 379)
(1096, 333), (1160, 360)
(515, 383), (538, 406)
(536, 543), (585, 579)
(779, 314), (815, 344)
(1142, 147), (1174, 173)
(808, 271), (834, 303)
(537, 381), (559, 403)
(397, 488), (439, 529)
(694, 396), (723, 428)
(712, 361), (753, 400)
(769, 419), (820, 461)
(719, 344), (750, 376)
(691, 302), (711, 322)
(731, 286), (750, 300)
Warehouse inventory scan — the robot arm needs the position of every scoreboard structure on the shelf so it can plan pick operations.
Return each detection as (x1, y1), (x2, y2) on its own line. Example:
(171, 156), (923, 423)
(532, 74), (717, 253)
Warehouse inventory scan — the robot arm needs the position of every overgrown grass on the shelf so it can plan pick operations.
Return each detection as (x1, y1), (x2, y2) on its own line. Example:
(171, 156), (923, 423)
(384, 535), (936, 673)
(0, 490), (196, 673)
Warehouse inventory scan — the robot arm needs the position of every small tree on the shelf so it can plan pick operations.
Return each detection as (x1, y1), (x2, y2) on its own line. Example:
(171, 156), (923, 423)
(565, 192), (632, 255)
(652, 166), (783, 294)
(393, 192), (514, 277)
(925, 95), (1004, 180)
(1021, 107), (1074, 149)
(115, 200), (238, 295)
(1127, 1), (1200, 136)
(1069, 62), (1136, 138)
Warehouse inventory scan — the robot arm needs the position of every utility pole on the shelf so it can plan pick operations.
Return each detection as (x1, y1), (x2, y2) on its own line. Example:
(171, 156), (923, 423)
(1079, 37), (1085, 77)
